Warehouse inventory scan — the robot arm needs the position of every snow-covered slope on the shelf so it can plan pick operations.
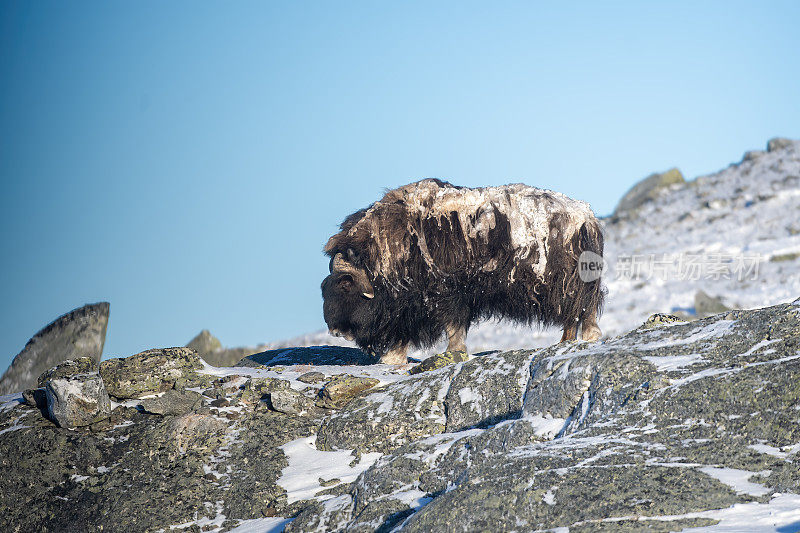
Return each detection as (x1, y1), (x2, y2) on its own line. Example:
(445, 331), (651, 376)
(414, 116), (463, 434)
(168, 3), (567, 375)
(275, 139), (800, 357)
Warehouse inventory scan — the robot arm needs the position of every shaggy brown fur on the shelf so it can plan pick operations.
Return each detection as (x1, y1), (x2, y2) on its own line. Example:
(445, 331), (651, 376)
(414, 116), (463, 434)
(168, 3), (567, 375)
(321, 179), (605, 363)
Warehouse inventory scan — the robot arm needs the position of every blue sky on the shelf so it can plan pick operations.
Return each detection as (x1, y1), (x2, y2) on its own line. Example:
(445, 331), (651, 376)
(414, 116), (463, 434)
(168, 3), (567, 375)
(1, 1), (799, 370)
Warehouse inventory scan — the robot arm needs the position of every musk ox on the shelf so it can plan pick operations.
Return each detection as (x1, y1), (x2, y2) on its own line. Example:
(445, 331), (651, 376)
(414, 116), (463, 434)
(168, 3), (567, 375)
(321, 179), (604, 364)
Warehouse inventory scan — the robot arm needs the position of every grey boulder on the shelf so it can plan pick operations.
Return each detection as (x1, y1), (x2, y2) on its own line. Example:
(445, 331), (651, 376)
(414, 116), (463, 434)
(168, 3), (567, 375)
(45, 372), (112, 428)
(0, 302), (110, 395)
(612, 167), (685, 218)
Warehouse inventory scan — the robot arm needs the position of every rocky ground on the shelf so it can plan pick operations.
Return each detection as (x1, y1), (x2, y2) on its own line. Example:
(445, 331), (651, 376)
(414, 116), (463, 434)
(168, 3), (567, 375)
(1, 299), (799, 532)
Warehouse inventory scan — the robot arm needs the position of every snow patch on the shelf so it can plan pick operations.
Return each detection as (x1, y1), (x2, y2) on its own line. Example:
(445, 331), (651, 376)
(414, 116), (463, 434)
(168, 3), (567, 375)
(698, 467), (771, 497)
(278, 436), (382, 504)
(643, 354), (705, 372)
(524, 413), (567, 439)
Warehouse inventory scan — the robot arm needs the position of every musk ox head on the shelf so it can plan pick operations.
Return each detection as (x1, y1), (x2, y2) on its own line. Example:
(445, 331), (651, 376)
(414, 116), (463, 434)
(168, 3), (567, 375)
(321, 249), (377, 345)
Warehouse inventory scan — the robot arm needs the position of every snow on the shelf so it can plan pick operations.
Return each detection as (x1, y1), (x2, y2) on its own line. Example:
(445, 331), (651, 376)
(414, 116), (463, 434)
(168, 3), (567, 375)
(200, 359), (414, 394)
(568, 493), (800, 532)
(0, 393), (23, 412)
(226, 517), (293, 533)
(278, 436), (382, 504)
(698, 467), (772, 497)
(643, 354), (705, 372)
(674, 493), (800, 532)
(457, 387), (481, 404)
(748, 442), (800, 459)
(524, 413), (568, 439)
(0, 414), (29, 436)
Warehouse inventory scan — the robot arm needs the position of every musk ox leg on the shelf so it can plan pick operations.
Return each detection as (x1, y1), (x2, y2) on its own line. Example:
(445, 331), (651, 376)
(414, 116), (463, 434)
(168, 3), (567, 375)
(580, 308), (602, 342)
(380, 344), (408, 365)
(445, 323), (467, 353)
(560, 323), (577, 342)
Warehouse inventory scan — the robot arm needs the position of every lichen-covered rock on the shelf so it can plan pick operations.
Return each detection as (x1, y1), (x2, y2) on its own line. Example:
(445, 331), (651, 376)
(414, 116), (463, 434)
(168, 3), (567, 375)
(613, 167), (685, 217)
(45, 372), (112, 428)
(22, 387), (46, 409)
(694, 289), (732, 318)
(641, 312), (685, 329)
(767, 136), (794, 152)
(444, 349), (532, 432)
(240, 376), (291, 404)
(319, 375), (380, 407)
(2, 301), (800, 532)
(140, 389), (203, 416)
(37, 356), (97, 387)
(409, 350), (468, 375)
(269, 389), (315, 415)
(99, 347), (207, 399)
(297, 371), (326, 384)
(294, 302), (800, 531)
(317, 365), (460, 453)
(0, 302), (109, 395)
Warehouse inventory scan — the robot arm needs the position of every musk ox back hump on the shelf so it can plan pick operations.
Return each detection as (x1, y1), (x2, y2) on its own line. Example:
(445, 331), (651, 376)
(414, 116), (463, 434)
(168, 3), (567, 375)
(325, 179), (599, 287)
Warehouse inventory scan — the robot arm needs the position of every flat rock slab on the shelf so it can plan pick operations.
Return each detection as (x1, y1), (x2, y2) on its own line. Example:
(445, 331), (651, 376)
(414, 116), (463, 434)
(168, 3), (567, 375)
(236, 346), (375, 367)
(37, 357), (98, 387)
(269, 389), (316, 415)
(0, 302), (109, 395)
(140, 389), (203, 417)
(319, 375), (380, 407)
(409, 350), (468, 375)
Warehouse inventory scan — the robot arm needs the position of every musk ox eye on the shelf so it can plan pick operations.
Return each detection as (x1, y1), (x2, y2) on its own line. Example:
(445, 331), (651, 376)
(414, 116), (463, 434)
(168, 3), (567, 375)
(337, 274), (354, 292)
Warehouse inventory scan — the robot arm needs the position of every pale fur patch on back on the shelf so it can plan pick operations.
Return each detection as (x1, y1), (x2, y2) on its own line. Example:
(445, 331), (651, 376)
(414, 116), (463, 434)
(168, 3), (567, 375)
(346, 180), (596, 282)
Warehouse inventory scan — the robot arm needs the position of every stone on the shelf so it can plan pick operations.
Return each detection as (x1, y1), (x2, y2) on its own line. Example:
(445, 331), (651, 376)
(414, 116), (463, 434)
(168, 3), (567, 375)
(317, 365), (459, 453)
(742, 149), (766, 161)
(209, 398), (230, 408)
(37, 356), (97, 387)
(771, 251), (800, 262)
(99, 347), (207, 399)
(767, 137), (794, 152)
(0, 302), (109, 395)
(186, 329), (222, 359)
(613, 168), (685, 218)
(444, 350), (531, 432)
(694, 289), (731, 318)
(641, 313), (685, 329)
(297, 371), (326, 384)
(240, 377), (291, 404)
(22, 388), (47, 409)
(140, 389), (203, 416)
(409, 350), (468, 375)
(45, 372), (112, 428)
(318, 375), (380, 407)
(237, 345), (375, 367)
(186, 330), (258, 367)
(268, 389), (315, 415)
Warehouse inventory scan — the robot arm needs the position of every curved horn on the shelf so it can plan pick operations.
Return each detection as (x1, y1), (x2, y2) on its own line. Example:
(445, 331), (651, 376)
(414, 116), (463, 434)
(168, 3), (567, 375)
(332, 253), (375, 298)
